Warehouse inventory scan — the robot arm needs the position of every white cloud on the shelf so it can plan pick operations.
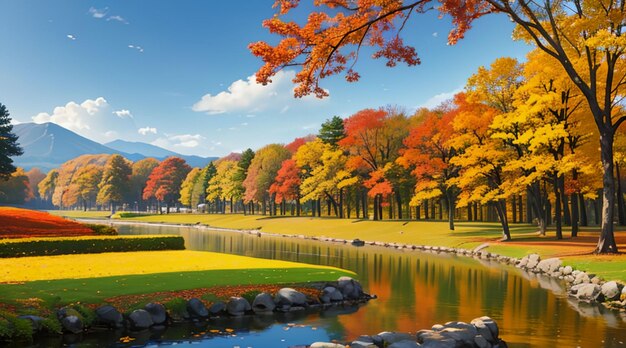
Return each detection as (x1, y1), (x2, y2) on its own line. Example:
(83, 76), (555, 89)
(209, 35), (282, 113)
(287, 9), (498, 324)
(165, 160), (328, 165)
(240, 122), (248, 126)
(192, 70), (327, 115)
(107, 15), (128, 24)
(418, 87), (463, 109)
(88, 7), (108, 19)
(128, 44), (144, 53)
(67, 34), (76, 41)
(138, 127), (157, 135)
(113, 109), (133, 118)
(32, 97), (137, 143)
(432, 32), (438, 38)
(152, 134), (205, 149)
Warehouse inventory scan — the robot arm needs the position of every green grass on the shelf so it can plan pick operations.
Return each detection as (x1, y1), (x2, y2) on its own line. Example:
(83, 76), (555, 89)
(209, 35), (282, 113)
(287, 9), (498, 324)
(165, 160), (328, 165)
(53, 210), (113, 219)
(0, 267), (353, 304)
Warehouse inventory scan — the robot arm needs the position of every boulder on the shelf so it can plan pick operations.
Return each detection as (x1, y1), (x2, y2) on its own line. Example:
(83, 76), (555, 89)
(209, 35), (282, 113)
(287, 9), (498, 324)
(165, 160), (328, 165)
(337, 276), (363, 299)
(621, 286), (626, 301)
(416, 330), (457, 347)
(275, 288), (307, 307)
(377, 331), (414, 345)
(439, 322), (477, 346)
(18, 315), (43, 332)
(576, 283), (601, 300)
(208, 301), (226, 315)
(309, 343), (346, 348)
(474, 335), (491, 348)
(56, 307), (81, 321)
(601, 281), (621, 301)
(186, 298), (209, 318)
(323, 286), (344, 302)
(562, 265), (573, 275)
(574, 272), (590, 285)
(388, 340), (420, 348)
(526, 254), (540, 269)
(61, 316), (83, 334)
(537, 258), (562, 274)
(471, 316), (499, 343)
(144, 303), (167, 325)
(128, 309), (153, 330)
(252, 293), (275, 314)
(227, 296), (251, 316)
(350, 335), (377, 348)
(95, 305), (123, 328)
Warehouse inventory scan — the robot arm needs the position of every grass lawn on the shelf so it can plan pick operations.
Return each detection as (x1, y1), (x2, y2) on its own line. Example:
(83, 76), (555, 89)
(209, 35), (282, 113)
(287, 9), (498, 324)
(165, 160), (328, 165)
(0, 250), (353, 305)
(50, 210), (626, 282)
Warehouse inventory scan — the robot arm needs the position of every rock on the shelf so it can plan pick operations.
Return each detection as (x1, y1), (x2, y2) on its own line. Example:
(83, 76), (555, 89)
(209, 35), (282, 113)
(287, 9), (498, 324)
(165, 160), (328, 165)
(537, 258), (562, 274)
(186, 298), (209, 318)
(95, 305), (123, 328)
(275, 288), (307, 307)
(473, 334), (491, 348)
(621, 286), (626, 301)
(350, 335), (377, 348)
(227, 296), (252, 316)
(574, 272), (590, 285)
(309, 343), (346, 348)
(591, 276), (601, 285)
(526, 254), (540, 269)
(18, 315), (43, 332)
(61, 316), (83, 334)
(378, 331), (414, 345)
(128, 309), (153, 330)
(601, 281), (621, 301)
(337, 276), (363, 299)
(576, 283), (601, 300)
(323, 286), (344, 302)
(144, 303), (167, 325)
(439, 322), (478, 346)
(208, 302), (226, 315)
(388, 340), (420, 348)
(562, 265), (573, 275)
(252, 293), (275, 314)
(56, 307), (81, 321)
(417, 331), (457, 347)
(471, 316), (498, 343)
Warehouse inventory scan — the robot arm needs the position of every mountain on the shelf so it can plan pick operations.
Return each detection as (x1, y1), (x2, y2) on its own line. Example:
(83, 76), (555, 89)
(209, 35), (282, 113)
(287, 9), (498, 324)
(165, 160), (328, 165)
(105, 140), (217, 168)
(12, 122), (217, 171)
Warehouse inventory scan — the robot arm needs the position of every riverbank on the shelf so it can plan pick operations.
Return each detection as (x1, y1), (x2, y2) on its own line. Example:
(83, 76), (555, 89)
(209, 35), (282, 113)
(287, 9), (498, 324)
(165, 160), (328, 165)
(54, 211), (626, 282)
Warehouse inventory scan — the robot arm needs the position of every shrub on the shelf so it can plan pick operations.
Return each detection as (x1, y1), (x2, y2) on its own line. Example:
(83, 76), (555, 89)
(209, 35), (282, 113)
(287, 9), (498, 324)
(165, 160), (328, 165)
(40, 317), (62, 335)
(201, 293), (220, 304)
(0, 235), (185, 258)
(114, 212), (153, 219)
(164, 298), (188, 320)
(0, 312), (32, 342)
(72, 304), (95, 327)
(84, 224), (118, 236)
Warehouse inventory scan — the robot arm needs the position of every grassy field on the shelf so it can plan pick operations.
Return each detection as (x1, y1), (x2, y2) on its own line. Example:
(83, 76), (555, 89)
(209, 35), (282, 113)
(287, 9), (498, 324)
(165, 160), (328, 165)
(51, 210), (626, 282)
(0, 250), (353, 305)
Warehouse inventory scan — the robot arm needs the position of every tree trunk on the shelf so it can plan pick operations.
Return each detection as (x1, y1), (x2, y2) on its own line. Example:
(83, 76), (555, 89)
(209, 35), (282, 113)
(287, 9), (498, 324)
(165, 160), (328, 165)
(616, 162), (626, 226)
(560, 177), (571, 226)
(495, 200), (511, 240)
(396, 191), (403, 220)
(378, 194), (383, 220)
(362, 191), (368, 219)
(579, 194), (588, 226)
(447, 192), (455, 231)
(512, 196), (517, 223)
(416, 205), (420, 220)
(554, 175), (563, 240)
(596, 131), (619, 253)
(571, 170), (580, 237)
(317, 198), (322, 217)
(424, 199), (429, 219)
(467, 204), (472, 221)
(373, 195), (379, 221)
(339, 188), (344, 218)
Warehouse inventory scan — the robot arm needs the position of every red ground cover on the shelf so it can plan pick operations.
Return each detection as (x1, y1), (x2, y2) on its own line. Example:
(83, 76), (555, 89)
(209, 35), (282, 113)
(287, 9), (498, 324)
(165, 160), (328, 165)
(0, 207), (94, 238)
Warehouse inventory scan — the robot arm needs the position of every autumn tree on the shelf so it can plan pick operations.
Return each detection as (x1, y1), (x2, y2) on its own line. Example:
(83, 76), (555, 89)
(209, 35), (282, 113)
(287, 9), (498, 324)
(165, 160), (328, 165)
(143, 157), (191, 213)
(0, 103), (23, 180)
(251, 0), (626, 253)
(180, 167), (202, 208)
(243, 144), (291, 215)
(51, 154), (110, 208)
(0, 168), (32, 204)
(234, 149), (254, 213)
(399, 105), (460, 230)
(206, 160), (240, 213)
(25, 168), (45, 200)
(38, 169), (58, 204)
(192, 162), (217, 211)
(65, 165), (103, 210)
(269, 159), (302, 215)
(97, 154), (132, 213)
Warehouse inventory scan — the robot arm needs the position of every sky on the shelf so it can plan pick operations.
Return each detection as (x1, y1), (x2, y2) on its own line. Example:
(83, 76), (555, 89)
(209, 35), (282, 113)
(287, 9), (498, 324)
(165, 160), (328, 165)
(0, 1), (531, 158)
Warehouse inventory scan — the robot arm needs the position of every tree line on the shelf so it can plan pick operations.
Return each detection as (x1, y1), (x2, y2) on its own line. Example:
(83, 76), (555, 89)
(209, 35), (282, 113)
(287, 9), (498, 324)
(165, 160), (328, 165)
(4, 49), (618, 249)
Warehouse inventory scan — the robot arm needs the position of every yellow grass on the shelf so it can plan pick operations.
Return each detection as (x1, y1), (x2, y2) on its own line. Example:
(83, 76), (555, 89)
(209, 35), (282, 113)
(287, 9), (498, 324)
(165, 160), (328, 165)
(0, 250), (349, 282)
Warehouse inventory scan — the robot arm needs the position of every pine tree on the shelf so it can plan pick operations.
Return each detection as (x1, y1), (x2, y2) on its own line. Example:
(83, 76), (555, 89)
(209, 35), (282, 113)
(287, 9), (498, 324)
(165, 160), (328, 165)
(0, 103), (23, 180)
(318, 116), (345, 147)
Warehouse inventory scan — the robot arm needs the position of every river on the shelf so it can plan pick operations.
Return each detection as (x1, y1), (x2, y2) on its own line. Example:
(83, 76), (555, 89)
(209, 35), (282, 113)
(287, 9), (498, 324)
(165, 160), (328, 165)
(43, 222), (626, 347)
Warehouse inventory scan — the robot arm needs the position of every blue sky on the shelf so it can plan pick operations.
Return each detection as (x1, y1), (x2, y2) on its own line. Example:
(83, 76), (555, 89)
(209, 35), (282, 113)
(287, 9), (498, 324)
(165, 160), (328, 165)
(0, 1), (531, 157)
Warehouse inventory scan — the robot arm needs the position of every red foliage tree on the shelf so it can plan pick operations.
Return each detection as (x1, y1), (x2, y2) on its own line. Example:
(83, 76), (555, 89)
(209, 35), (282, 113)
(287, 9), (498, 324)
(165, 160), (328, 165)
(143, 157), (191, 213)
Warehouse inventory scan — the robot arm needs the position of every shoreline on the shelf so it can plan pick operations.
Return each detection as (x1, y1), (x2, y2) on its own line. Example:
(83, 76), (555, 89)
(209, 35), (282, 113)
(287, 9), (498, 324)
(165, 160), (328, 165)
(75, 216), (626, 314)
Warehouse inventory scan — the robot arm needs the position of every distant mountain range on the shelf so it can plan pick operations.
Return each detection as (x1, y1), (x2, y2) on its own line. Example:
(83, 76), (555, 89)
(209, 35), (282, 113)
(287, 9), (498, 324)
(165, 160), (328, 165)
(12, 122), (217, 171)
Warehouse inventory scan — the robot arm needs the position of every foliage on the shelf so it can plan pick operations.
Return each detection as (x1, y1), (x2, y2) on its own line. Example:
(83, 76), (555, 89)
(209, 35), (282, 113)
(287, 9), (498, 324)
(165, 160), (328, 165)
(38, 169), (58, 202)
(52, 154), (110, 207)
(0, 103), (23, 181)
(0, 207), (94, 238)
(72, 304), (96, 327)
(143, 157), (191, 206)
(97, 154), (132, 207)
(241, 290), (262, 304)
(318, 116), (346, 147)
(0, 168), (33, 204)
(83, 224), (118, 235)
(0, 311), (32, 342)
(25, 168), (45, 199)
(0, 235), (185, 258)
(269, 159), (301, 202)
(243, 144), (291, 203)
(179, 167), (201, 207)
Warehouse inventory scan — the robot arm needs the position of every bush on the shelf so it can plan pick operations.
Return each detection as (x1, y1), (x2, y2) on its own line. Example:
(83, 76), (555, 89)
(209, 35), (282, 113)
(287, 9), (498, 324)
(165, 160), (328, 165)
(72, 304), (95, 327)
(84, 224), (118, 236)
(164, 298), (188, 320)
(114, 212), (153, 219)
(40, 317), (61, 335)
(0, 235), (185, 258)
(0, 312), (32, 342)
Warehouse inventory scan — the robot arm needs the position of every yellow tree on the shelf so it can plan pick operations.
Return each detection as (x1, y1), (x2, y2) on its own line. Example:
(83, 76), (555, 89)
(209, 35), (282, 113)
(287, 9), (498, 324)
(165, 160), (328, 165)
(179, 167), (201, 208)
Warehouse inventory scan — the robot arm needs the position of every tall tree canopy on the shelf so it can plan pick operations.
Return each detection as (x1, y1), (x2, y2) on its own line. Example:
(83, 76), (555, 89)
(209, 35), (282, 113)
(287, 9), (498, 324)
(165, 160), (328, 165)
(97, 154), (132, 212)
(251, 0), (626, 253)
(0, 103), (23, 180)
(143, 157), (191, 212)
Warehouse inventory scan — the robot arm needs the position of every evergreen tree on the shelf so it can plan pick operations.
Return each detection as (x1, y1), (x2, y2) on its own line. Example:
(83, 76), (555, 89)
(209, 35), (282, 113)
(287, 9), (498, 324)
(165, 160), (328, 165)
(97, 154), (132, 213)
(0, 103), (23, 180)
(318, 116), (346, 147)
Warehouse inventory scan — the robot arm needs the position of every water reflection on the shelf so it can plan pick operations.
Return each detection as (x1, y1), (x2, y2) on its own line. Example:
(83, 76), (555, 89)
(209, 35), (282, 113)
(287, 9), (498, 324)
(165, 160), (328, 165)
(115, 224), (626, 348)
